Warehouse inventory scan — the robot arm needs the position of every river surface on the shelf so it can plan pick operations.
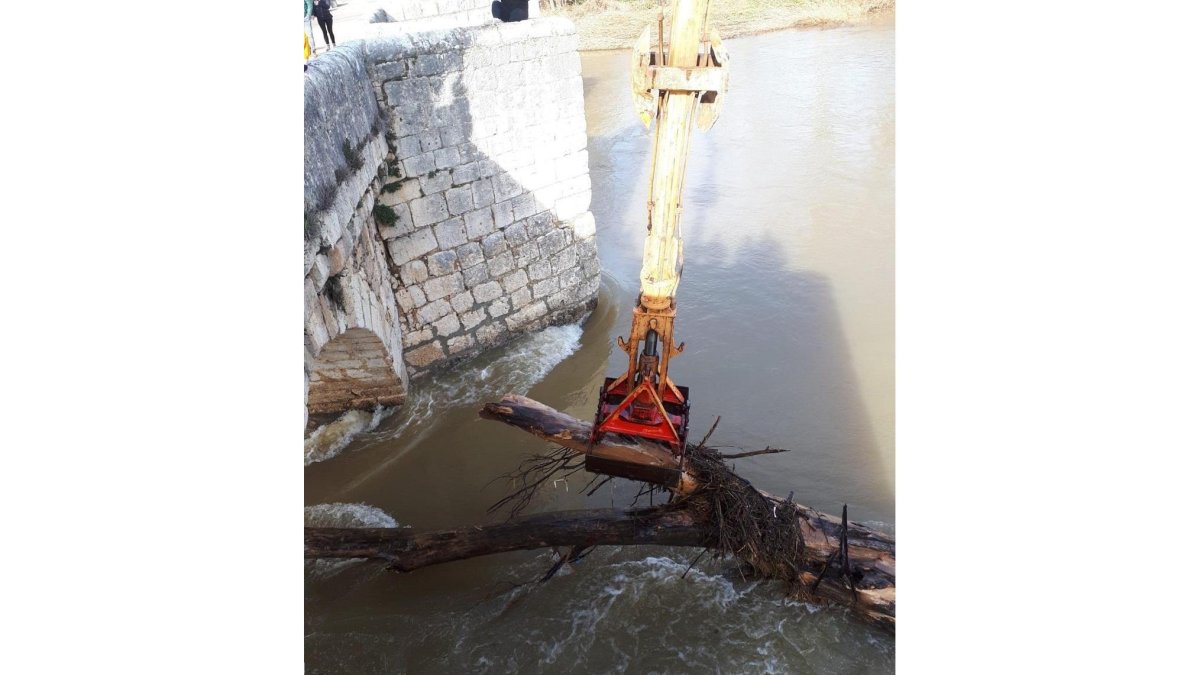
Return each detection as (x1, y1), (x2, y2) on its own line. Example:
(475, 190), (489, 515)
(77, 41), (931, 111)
(305, 23), (895, 674)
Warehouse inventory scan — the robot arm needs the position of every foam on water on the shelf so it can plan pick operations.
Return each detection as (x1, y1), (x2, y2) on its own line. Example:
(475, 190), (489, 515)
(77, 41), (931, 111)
(303, 502), (401, 528)
(306, 547), (892, 673)
(304, 406), (391, 466)
(469, 550), (885, 673)
(304, 323), (585, 466)
(402, 323), (585, 430)
(304, 502), (403, 581)
(608, 555), (749, 610)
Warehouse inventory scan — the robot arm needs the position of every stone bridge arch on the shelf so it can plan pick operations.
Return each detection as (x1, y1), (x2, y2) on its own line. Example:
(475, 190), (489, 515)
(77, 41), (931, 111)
(305, 222), (409, 419)
(308, 326), (405, 414)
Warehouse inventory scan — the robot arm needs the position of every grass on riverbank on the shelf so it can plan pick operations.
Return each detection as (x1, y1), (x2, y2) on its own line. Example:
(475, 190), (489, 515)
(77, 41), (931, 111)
(546, 0), (894, 51)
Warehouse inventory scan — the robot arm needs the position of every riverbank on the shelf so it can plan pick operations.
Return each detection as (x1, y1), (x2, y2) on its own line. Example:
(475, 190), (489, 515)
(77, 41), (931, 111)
(546, 0), (894, 51)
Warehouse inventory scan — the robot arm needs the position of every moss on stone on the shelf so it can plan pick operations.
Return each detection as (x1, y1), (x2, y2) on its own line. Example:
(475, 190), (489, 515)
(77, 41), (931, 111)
(325, 273), (347, 313)
(342, 140), (364, 171)
(374, 203), (399, 226)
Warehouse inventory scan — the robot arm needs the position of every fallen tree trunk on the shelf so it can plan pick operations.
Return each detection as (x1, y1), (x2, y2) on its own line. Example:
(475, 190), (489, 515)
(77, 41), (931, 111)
(305, 504), (893, 628)
(304, 394), (895, 630)
(306, 507), (710, 570)
(479, 394), (896, 629)
(479, 392), (703, 492)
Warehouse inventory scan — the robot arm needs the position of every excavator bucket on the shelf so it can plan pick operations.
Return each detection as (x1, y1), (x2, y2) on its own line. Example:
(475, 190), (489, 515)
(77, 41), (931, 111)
(587, 376), (690, 487)
(593, 377), (690, 449)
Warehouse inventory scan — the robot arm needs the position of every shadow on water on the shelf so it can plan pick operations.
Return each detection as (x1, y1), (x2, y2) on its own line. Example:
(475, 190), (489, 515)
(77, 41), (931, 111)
(673, 243), (892, 521)
(576, 26), (896, 522)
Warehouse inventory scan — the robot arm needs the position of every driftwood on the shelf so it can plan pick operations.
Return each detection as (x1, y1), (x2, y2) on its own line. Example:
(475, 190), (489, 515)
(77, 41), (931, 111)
(480, 394), (895, 629)
(306, 507), (709, 570)
(305, 393), (895, 630)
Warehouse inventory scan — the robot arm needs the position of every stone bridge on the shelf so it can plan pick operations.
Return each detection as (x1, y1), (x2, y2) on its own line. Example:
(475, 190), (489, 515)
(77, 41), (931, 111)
(304, 15), (597, 424)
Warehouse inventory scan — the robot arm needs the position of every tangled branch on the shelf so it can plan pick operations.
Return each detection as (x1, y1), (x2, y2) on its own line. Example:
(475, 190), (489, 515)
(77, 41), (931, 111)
(486, 446), (588, 519)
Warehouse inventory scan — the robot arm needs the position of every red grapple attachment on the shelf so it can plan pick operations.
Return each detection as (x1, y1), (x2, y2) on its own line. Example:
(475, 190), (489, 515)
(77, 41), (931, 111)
(587, 303), (690, 488)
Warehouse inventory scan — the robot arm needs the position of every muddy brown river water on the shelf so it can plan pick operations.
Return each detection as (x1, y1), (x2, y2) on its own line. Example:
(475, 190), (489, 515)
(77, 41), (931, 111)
(305, 23), (894, 673)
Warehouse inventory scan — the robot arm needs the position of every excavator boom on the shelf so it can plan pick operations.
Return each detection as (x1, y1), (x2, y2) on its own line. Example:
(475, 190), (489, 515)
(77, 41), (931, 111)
(589, 0), (729, 484)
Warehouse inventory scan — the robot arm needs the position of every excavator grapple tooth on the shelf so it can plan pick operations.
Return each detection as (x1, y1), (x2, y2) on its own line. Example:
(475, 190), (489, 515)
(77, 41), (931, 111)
(589, 376), (690, 485)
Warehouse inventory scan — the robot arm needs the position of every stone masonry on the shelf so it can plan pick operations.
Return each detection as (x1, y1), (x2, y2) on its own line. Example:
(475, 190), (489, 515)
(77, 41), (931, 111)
(304, 46), (408, 422)
(303, 16), (599, 418)
(365, 0), (496, 32)
(363, 17), (599, 378)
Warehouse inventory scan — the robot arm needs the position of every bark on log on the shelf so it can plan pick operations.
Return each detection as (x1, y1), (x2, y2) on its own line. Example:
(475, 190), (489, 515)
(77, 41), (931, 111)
(478, 393), (700, 491)
(304, 503), (893, 629)
(306, 507), (710, 570)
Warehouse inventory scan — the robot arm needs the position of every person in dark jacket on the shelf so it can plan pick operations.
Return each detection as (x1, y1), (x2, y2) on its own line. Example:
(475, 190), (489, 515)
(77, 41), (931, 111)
(313, 0), (335, 49)
(492, 0), (529, 22)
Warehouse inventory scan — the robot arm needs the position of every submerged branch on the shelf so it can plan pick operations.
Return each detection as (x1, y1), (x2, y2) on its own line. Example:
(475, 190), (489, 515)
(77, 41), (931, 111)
(719, 447), (791, 459)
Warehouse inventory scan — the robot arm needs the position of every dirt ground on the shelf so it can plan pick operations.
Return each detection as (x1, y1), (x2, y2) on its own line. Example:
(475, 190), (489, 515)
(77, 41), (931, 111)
(546, 0), (895, 51)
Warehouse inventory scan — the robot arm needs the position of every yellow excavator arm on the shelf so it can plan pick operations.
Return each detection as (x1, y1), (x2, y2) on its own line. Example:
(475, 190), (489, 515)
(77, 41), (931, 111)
(589, 0), (729, 478)
(636, 0), (727, 307)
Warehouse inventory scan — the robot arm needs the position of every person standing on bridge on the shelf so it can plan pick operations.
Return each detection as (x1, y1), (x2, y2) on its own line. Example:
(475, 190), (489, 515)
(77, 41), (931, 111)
(304, 1), (316, 55)
(314, 0), (336, 51)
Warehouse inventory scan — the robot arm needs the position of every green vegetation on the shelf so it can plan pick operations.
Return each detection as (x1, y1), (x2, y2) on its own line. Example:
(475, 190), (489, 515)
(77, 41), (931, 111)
(374, 202), (399, 227)
(325, 273), (347, 313)
(311, 182), (337, 214)
(342, 140), (364, 171)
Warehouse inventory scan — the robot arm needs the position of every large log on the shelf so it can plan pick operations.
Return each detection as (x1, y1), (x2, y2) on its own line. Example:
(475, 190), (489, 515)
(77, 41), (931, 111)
(477, 393), (700, 491)
(304, 503), (894, 628)
(479, 393), (896, 629)
(306, 507), (709, 570)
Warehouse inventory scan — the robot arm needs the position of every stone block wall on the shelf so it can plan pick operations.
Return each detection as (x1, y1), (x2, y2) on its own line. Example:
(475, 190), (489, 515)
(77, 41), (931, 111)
(362, 17), (599, 378)
(303, 15), (598, 420)
(304, 48), (410, 421)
